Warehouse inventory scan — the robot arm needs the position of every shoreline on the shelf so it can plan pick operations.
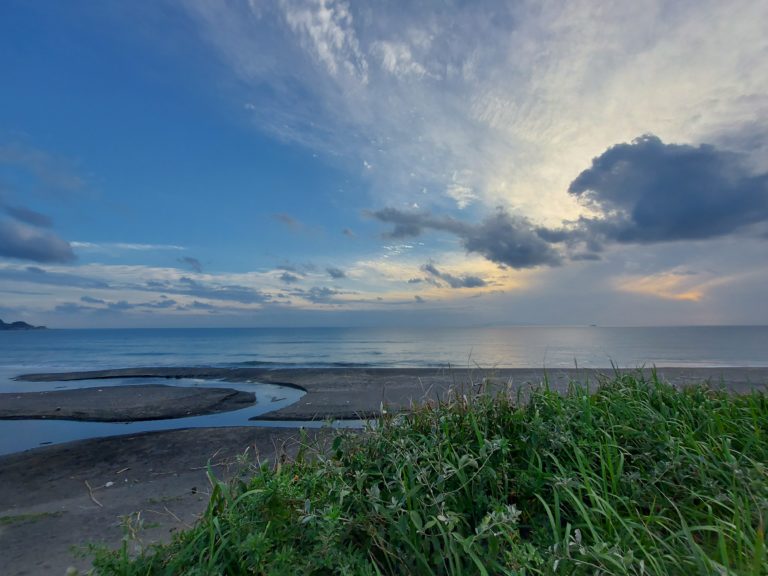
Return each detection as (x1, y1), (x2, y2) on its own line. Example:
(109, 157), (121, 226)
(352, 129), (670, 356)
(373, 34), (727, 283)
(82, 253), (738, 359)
(14, 365), (768, 420)
(2, 366), (767, 575)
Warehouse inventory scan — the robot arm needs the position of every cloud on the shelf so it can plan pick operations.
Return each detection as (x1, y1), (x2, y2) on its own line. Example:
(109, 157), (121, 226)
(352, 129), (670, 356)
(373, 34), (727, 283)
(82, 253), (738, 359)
(140, 276), (270, 304)
(178, 256), (203, 273)
(0, 195), (73, 263)
(370, 40), (426, 79)
(371, 207), (561, 269)
(298, 285), (346, 303)
(0, 219), (75, 263)
(342, 228), (355, 237)
(143, 297), (178, 309)
(370, 207), (464, 239)
(0, 143), (85, 192)
(3, 205), (53, 228)
(567, 135), (768, 246)
(182, 0), (768, 221)
(282, 0), (368, 82)
(72, 241), (185, 252)
(326, 266), (346, 279)
(279, 271), (301, 284)
(0, 266), (107, 288)
(54, 302), (95, 314)
(172, 276), (270, 304)
(461, 210), (562, 269)
(80, 295), (105, 304)
(57, 297), (180, 314)
(421, 261), (486, 289)
(274, 213), (303, 230)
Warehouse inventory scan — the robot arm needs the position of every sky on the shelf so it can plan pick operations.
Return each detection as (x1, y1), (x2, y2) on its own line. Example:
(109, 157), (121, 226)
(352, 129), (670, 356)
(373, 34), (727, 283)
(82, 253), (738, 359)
(1, 0), (767, 328)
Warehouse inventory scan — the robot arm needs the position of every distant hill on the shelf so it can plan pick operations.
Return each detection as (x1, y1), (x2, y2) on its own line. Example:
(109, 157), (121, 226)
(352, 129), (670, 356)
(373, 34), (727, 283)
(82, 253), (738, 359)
(0, 318), (47, 330)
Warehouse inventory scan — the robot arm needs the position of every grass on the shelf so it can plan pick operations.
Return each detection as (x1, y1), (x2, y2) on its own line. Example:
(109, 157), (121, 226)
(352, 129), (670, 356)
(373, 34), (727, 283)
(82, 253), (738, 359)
(90, 371), (768, 575)
(0, 510), (64, 526)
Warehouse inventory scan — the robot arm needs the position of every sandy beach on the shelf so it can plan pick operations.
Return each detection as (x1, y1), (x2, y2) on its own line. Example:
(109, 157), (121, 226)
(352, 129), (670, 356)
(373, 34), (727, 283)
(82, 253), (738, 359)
(1, 366), (767, 575)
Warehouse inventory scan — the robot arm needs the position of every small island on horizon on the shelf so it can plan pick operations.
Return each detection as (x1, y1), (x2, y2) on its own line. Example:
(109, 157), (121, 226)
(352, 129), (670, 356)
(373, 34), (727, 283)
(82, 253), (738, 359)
(0, 318), (46, 330)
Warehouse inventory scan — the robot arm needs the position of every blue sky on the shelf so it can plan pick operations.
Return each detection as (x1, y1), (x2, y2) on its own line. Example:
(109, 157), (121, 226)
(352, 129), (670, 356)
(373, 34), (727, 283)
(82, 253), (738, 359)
(1, 0), (767, 327)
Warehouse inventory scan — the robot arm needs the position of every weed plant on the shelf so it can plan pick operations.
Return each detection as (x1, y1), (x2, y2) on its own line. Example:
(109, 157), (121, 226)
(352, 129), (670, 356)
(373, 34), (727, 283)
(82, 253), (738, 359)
(91, 372), (768, 575)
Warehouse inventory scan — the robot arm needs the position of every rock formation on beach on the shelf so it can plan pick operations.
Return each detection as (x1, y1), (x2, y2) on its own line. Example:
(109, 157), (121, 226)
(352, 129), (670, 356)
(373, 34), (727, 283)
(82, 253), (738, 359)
(0, 318), (46, 330)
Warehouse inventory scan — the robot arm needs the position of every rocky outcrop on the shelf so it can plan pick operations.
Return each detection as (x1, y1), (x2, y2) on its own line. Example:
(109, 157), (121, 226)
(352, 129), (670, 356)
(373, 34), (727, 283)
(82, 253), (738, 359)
(0, 318), (46, 330)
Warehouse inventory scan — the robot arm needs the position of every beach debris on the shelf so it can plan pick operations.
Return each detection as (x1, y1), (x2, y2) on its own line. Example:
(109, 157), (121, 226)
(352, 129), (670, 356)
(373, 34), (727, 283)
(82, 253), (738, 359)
(115, 467), (130, 474)
(84, 480), (103, 508)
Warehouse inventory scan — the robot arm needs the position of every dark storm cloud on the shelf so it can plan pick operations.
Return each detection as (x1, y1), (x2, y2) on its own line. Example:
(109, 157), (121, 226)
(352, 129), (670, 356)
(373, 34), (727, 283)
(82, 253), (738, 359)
(567, 134), (768, 244)
(0, 219), (75, 263)
(373, 135), (768, 269)
(3, 205), (53, 228)
(371, 207), (561, 269)
(178, 256), (203, 273)
(461, 210), (562, 268)
(370, 207), (465, 239)
(326, 267), (346, 279)
(421, 262), (486, 288)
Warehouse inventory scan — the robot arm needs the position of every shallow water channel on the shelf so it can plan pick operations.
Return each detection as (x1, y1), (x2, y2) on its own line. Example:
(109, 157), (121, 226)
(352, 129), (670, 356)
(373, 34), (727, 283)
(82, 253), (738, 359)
(0, 377), (362, 456)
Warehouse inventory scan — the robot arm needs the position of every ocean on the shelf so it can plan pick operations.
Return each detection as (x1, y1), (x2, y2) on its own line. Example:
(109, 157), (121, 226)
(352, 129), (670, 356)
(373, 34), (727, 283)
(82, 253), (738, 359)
(2, 326), (768, 386)
(2, 326), (767, 454)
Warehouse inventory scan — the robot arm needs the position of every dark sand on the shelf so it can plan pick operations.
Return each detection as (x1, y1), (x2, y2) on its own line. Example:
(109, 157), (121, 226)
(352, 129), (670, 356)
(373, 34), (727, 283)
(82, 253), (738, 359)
(0, 427), (338, 575)
(0, 385), (255, 422)
(2, 366), (767, 575)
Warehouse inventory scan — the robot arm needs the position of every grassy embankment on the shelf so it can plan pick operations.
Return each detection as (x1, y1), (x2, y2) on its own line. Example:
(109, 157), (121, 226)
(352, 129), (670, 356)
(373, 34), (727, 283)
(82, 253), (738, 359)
(91, 372), (768, 575)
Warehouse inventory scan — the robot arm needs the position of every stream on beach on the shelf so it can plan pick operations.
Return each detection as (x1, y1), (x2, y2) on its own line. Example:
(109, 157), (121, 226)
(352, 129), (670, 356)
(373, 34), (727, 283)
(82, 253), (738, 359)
(2, 326), (767, 455)
(0, 377), (313, 455)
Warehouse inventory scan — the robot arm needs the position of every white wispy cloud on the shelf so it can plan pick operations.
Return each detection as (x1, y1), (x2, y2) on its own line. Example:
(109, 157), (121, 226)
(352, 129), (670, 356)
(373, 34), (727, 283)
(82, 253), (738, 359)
(71, 241), (186, 252)
(281, 0), (368, 82)
(181, 0), (768, 225)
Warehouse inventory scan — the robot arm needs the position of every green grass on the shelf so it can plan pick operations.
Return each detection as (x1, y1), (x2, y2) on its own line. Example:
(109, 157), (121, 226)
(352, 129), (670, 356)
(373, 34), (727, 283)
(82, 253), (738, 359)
(90, 372), (768, 575)
(0, 510), (64, 526)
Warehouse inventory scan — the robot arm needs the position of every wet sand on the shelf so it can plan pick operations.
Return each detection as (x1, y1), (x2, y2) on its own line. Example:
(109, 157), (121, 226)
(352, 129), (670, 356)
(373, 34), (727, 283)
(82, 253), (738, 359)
(2, 366), (767, 575)
(0, 385), (255, 422)
(0, 427), (337, 575)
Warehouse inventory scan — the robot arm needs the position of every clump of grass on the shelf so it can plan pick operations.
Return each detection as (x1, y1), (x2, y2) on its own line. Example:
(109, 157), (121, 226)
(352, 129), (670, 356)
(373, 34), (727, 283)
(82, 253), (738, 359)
(91, 372), (768, 575)
(0, 510), (64, 526)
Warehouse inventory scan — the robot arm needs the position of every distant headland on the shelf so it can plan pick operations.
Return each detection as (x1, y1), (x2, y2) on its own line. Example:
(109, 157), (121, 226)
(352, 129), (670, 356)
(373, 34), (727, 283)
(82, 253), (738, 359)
(0, 318), (46, 330)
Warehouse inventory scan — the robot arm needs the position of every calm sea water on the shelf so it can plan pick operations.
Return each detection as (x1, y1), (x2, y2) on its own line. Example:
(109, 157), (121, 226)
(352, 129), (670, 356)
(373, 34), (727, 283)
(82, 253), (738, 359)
(2, 326), (768, 388)
(1, 326), (767, 454)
